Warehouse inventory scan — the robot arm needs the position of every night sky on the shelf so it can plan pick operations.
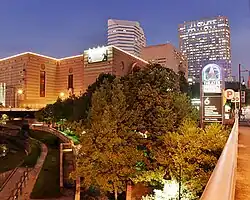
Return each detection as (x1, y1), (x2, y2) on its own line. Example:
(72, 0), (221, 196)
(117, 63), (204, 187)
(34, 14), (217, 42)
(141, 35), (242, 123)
(0, 0), (249, 76)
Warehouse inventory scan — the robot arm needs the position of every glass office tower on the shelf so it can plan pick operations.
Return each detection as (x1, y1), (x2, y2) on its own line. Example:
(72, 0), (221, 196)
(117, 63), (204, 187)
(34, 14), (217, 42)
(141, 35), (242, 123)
(179, 16), (232, 82)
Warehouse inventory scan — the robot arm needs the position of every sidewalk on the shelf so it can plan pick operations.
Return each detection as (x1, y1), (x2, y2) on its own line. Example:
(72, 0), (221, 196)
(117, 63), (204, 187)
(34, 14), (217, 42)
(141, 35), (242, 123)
(235, 126), (250, 200)
(0, 142), (48, 200)
(21, 143), (48, 200)
(0, 167), (27, 200)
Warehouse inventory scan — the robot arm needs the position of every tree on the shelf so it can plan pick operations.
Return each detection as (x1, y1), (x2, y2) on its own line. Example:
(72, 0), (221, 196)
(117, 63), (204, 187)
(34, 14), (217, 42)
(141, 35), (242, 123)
(73, 64), (199, 198)
(178, 71), (189, 94)
(35, 73), (116, 123)
(121, 64), (196, 136)
(71, 80), (146, 200)
(156, 119), (229, 199)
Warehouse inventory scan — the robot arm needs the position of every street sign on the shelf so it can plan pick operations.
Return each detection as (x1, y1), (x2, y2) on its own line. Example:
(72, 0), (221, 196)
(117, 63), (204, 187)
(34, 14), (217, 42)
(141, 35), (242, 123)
(232, 92), (240, 103)
(202, 96), (222, 122)
(241, 91), (246, 103)
(224, 89), (235, 100)
(200, 63), (224, 126)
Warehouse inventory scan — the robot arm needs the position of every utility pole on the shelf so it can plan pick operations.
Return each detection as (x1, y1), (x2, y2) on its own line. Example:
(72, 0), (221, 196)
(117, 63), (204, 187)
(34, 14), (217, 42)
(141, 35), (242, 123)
(239, 64), (241, 114)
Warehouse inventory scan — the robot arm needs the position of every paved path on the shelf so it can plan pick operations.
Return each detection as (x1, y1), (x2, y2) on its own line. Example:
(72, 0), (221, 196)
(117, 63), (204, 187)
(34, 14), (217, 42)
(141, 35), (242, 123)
(0, 167), (27, 200)
(21, 143), (48, 200)
(235, 125), (250, 200)
(0, 142), (48, 200)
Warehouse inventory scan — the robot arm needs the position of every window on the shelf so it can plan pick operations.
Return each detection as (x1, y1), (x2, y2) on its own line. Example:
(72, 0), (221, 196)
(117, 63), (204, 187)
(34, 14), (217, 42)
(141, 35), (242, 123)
(68, 74), (73, 89)
(40, 71), (45, 97)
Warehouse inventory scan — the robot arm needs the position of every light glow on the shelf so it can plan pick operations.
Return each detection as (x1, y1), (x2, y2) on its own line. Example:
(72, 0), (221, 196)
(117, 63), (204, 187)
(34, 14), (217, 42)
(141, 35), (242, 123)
(59, 92), (65, 98)
(17, 89), (23, 95)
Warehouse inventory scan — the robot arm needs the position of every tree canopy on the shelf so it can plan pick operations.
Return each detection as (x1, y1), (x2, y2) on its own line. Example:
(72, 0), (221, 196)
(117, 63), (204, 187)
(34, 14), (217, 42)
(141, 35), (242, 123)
(35, 64), (227, 199)
(70, 64), (205, 199)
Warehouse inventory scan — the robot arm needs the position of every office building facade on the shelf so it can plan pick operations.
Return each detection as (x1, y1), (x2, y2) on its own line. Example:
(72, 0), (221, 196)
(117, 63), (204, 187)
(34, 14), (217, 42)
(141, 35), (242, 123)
(179, 16), (232, 82)
(107, 19), (146, 57)
(0, 46), (148, 109)
(141, 43), (188, 77)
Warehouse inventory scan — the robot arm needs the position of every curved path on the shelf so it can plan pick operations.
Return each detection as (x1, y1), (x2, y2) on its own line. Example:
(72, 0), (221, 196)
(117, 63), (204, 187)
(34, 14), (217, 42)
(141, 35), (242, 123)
(0, 142), (48, 200)
(21, 143), (48, 200)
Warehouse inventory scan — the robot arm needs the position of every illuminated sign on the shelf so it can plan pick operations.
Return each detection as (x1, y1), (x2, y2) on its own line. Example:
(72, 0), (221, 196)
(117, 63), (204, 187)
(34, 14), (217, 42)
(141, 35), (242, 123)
(188, 20), (217, 32)
(224, 89), (235, 100)
(86, 47), (108, 63)
(0, 83), (6, 107)
(202, 64), (222, 93)
(203, 96), (222, 122)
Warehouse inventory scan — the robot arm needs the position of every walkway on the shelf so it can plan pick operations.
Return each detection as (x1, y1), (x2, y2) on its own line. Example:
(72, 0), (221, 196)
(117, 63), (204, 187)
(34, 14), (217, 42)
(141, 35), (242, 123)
(0, 167), (27, 199)
(235, 124), (250, 200)
(0, 142), (48, 200)
(21, 143), (48, 200)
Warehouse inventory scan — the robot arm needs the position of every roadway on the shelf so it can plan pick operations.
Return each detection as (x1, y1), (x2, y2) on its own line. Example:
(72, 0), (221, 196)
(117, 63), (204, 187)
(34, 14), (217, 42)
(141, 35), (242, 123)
(235, 121), (250, 199)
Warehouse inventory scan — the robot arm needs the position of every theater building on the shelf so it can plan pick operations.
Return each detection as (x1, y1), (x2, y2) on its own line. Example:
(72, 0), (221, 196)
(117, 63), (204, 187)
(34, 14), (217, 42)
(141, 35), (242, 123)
(0, 46), (148, 109)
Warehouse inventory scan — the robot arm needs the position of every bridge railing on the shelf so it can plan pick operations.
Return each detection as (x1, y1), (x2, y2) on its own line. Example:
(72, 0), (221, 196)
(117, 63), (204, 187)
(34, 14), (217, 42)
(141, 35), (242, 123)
(200, 116), (239, 200)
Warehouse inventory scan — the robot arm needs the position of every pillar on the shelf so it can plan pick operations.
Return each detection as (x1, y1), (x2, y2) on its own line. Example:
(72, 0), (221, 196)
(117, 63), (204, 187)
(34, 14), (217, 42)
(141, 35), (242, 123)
(126, 180), (132, 200)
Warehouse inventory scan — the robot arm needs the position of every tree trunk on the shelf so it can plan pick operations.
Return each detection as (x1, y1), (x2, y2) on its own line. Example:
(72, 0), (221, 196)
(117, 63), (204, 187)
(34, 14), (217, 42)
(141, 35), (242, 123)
(114, 184), (118, 200)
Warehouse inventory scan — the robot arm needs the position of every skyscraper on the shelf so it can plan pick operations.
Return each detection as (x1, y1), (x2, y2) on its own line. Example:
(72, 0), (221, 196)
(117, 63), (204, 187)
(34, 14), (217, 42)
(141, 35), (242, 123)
(179, 16), (232, 82)
(108, 19), (146, 57)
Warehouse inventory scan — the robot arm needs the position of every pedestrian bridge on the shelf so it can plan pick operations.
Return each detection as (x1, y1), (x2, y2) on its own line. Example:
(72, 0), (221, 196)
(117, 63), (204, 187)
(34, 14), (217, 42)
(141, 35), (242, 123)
(200, 117), (250, 200)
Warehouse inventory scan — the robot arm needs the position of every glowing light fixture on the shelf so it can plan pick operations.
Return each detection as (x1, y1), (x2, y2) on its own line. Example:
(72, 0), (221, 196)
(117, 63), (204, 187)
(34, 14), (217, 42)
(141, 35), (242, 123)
(60, 92), (65, 98)
(17, 89), (23, 95)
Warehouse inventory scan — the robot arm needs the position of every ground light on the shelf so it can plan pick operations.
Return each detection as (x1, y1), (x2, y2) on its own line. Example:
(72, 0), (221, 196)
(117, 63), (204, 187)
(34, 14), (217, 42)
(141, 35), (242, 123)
(141, 180), (193, 200)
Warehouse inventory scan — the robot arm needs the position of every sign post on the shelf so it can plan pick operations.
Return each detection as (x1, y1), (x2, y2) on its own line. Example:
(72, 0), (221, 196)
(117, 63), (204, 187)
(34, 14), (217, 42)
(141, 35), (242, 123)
(200, 64), (224, 127)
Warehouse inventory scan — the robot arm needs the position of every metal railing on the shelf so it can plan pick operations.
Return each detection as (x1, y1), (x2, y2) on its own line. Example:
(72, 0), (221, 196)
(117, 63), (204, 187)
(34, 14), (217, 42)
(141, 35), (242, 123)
(7, 167), (29, 200)
(200, 116), (239, 200)
(0, 162), (22, 192)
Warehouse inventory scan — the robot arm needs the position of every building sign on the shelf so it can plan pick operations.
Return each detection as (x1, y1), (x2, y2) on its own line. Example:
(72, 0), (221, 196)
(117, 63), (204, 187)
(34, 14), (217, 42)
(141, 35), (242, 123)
(202, 64), (222, 93)
(241, 91), (246, 103)
(200, 63), (224, 126)
(224, 89), (235, 100)
(203, 96), (222, 122)
(232, 92), (240, 103)
(188, 20), (217, 32)
(0, 83), (6, 107)
(86, 47), (108, 63)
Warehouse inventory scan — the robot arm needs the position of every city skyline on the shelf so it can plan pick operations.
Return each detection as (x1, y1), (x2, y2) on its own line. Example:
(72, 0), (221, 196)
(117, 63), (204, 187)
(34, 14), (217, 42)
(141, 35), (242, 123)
(0, 0), (249, 76)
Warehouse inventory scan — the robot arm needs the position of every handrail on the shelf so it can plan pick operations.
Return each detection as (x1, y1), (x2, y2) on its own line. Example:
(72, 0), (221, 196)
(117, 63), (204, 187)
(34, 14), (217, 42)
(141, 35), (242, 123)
(200, 116), (239, 200)
(7, 167), (30, 200)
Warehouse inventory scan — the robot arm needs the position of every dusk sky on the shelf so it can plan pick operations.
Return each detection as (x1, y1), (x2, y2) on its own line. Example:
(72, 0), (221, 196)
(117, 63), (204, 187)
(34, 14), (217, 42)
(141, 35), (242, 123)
(0, 0), (249, 76)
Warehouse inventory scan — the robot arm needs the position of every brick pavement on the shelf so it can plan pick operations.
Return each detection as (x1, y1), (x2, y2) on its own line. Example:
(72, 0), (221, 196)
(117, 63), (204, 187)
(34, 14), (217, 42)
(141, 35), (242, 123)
(0, 142), (48, 200)
(20, 143), (48, 200)
(235, 125), (250, 200)
(0, 167), (27, 200)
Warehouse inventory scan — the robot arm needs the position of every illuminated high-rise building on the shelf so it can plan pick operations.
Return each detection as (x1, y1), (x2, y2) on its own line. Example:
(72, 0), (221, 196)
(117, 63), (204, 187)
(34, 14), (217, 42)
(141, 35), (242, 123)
(179, 16), (232, 82)
(108, 19), (146, 57)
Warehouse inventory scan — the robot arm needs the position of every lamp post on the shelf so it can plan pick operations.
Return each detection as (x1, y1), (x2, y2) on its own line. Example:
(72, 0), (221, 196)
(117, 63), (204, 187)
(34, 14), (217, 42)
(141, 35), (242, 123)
(238, 64), (248, 116)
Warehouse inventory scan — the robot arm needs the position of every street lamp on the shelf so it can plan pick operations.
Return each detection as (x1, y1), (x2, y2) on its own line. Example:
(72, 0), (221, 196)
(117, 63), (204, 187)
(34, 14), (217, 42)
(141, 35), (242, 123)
(59, 92), (65, 98)
(17, 89), (23, 95)
(238, 64), (248, 114)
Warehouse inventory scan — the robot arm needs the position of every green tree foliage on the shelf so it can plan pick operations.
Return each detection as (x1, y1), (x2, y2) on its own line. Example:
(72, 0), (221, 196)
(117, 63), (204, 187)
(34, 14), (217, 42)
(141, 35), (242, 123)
(71, 80), (146, 200)
(178, 70), (189, 94)
(35, 73), (116, 123)
(121, 64), (197, 136)
(156, 119), (229, 199)
(73, 64), (199, 198)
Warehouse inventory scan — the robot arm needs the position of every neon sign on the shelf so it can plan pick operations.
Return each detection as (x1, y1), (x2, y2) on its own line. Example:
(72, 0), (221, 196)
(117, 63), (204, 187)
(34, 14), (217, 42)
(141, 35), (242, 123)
(202, 64), (222, 93)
